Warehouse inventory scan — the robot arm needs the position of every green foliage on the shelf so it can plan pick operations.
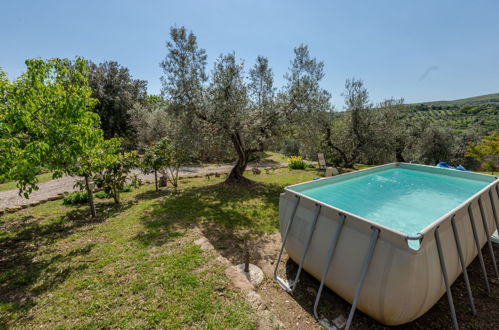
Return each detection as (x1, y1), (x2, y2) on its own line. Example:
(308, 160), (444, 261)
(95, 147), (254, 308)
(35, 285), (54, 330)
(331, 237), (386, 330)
(412, 93), (499, 107)
(94, 148), (139, 204)
(0, 58), (102, 198)
(287, 156), (307, 169)
(94, 190), (111, 199)
(62, 191), (90, 205)
(155, 137), (187, 189)
(281, 45), (332, 159)
(403, 103), (499, 134)
(161, 27), (281, 183)
(466, 131), (499, 173)
(87, 61), (148, 141)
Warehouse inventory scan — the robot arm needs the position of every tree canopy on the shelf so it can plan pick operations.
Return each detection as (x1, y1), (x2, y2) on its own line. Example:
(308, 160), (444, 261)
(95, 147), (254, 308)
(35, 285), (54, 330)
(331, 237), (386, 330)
(87, 60), (148, 141)
(0, 58), (102, 197)
(161, 26), (281, 183)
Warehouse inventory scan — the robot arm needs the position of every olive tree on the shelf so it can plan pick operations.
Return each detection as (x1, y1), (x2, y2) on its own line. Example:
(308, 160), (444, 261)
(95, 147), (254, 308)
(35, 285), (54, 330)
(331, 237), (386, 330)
(207, 53), (280, 182)
(281, 45), (333, 159)
(128, 95), (171, 150)
(161, 26), (280, 183)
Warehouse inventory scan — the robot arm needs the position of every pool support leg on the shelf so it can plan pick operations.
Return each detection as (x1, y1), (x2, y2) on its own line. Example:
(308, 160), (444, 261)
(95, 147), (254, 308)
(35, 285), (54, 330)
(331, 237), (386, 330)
(450, 216), (476, 315)
(344, 228), (380, 330)
(287, 204), (321, 292)
(478, 198), (499, 279)
(489, 189), (499, 235)
(274, 195), (300, 292)
(435, 227), (459, 330)
(468, 205), (491, 294)
(313, 213), (346, 328)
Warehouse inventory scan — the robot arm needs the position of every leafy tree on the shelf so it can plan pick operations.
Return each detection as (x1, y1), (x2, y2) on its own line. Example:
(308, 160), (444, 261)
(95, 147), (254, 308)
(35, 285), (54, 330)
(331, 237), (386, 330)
(71, 138), (121, 216)
(94, 146), (139, 204)
(87, 60), (148, 141)
(415, 125), (453, 165)
(142, 137), (187, 191)
(0, 58), (102, 199)
(316, 78), (374, 168)
(366, 98), (407, 163)
(142, 141), (165, 192)
(161, 27), (280, 183)
(281, 45), (332, 158)
(128, 95), (171, 150)
(156, 137), (187, 189)
(466, 131), (499, 174)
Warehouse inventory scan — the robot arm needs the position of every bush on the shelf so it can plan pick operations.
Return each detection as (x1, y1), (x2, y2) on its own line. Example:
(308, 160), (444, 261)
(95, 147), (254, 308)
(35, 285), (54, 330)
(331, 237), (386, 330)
(121, 185), (133, 192)
(63, 191), (89, 205)
(94, 186), (132, 199)
(95, 190), (111, 199)
(282, 139), (300, 156)
(288, 156), (307, 170)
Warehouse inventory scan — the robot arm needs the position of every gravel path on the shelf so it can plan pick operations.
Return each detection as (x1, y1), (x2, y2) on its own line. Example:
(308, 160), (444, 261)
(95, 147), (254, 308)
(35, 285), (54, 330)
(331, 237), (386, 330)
(0, 163), (285, 209)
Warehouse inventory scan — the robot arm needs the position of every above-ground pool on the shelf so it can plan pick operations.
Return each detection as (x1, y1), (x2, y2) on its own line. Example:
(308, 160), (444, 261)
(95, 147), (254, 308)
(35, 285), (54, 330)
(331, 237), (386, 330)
(277, 163), (498, 327)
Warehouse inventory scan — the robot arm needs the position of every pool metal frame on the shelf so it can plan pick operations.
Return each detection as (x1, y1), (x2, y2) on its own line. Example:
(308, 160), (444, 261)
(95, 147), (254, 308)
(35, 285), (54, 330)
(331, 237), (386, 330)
(273, 163), (498, 329)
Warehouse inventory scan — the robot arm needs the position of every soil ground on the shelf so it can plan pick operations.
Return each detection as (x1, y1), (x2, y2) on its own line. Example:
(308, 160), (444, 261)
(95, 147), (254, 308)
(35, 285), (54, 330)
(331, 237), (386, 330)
(212, 232), (499, 330)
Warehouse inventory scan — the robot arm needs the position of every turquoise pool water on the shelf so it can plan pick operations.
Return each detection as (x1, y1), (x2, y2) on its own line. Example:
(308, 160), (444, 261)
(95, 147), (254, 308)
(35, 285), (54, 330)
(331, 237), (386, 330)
(291, 167), (490, 236)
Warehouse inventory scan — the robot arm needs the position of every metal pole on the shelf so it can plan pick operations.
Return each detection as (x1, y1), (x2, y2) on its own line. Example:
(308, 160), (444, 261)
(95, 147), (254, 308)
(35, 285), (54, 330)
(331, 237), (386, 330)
(468, 205), (491, 294)
(435, 227), (459, 330)
(274, 195), (300, 291)
(289, 204), (321, 292)
(478, 198), (499, 279)
(345, 228), (380, 330)
(450, 216), (476, 315)
(313, 214), (346, 324)
(489, 189), (499, 234)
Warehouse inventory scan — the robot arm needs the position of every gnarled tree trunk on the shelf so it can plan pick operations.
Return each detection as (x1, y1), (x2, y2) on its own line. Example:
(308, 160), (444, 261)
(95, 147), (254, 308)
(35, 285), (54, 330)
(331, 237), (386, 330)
(226, 132), (252, 184)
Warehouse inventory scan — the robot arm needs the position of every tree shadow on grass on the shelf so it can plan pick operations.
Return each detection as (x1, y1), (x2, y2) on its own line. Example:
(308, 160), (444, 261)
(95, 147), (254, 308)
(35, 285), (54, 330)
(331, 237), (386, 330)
(133, 180), (283, 264)
(0, 200), (133, 326)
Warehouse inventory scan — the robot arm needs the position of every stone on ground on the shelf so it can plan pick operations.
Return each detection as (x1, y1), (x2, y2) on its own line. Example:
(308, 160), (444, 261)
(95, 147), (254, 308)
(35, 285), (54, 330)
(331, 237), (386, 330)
(235, 263), (264, 287)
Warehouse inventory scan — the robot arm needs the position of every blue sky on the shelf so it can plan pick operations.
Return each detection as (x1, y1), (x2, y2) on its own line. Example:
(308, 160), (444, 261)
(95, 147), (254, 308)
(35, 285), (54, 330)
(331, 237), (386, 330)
(1, 0), (498, 108)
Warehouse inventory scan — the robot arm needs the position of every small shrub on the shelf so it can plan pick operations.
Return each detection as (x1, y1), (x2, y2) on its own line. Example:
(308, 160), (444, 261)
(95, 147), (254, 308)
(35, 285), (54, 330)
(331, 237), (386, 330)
(307, 163), (316, 169)
(129, 173), (143, 189)
(95, 191), (111, 199)
(63, 191), (89, 205)
(288, 156), (307, 170)
(121, 185), (133, 192)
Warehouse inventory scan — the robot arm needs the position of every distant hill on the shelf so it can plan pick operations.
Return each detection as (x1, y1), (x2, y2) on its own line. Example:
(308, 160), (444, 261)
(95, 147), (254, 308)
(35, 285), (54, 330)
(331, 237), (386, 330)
(404, 95), (499, 134)
(412, 93), (499, 106)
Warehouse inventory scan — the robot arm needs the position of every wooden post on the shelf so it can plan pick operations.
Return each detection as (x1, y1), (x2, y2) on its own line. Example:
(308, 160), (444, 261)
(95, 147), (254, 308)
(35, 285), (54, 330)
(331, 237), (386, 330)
(244, 241), (250, 273)
(154, 169), (158, 192)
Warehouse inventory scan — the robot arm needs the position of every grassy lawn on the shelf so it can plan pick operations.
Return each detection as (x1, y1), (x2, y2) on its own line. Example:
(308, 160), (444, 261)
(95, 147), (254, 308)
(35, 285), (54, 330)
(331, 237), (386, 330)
(261, 151), (289, 164)
(0, 172), (54, 192)
(0, 168), (322, 328)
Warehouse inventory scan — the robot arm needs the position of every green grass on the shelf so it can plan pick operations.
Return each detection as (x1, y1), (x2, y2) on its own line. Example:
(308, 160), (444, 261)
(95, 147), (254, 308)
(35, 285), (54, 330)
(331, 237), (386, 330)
(262, 151), (288, 164)
(0, 168), (322, 328)
(354, 163), (376, 170)
(0, 172), (54, 192)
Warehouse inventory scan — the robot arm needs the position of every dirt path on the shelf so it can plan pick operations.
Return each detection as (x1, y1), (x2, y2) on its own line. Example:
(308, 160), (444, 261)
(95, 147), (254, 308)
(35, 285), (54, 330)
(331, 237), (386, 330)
(0, 162), (285, 210)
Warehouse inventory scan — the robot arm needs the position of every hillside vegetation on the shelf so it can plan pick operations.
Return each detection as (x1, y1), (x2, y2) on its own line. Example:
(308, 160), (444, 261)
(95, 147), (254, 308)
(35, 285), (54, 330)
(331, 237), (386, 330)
(404, 100), (499, 134)
(413, 92), (499, 106)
